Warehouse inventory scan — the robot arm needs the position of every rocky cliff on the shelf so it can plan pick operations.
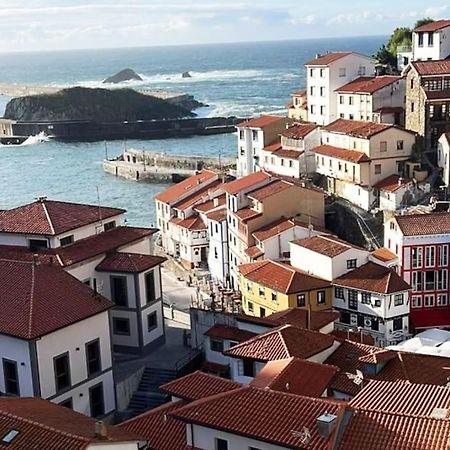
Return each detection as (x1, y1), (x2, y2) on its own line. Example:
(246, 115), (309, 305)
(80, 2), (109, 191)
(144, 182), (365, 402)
(4, 87), (195, 122)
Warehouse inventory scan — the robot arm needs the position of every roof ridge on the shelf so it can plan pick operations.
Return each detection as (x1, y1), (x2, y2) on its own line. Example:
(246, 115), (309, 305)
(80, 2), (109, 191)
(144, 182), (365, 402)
(41, 202), (55, 235)
(27, 263), (37, 339)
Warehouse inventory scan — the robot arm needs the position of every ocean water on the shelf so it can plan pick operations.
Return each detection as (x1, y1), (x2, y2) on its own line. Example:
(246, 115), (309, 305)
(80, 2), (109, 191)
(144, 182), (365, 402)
(0, 36), (385, 226)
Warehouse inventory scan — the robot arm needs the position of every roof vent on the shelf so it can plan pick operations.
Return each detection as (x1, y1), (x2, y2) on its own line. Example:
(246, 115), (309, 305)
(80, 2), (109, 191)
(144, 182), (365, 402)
(95, 421), (108, 440)
(37, 196), (47, 202)
(32, 254), (40, 267)
(430, 408), (449, 419)
(317, 412), (337, 439)
(316, 53), (322, 59)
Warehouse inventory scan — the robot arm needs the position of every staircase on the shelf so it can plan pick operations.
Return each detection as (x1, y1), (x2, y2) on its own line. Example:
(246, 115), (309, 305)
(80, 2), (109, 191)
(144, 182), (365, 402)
(127, 368), (177, 417)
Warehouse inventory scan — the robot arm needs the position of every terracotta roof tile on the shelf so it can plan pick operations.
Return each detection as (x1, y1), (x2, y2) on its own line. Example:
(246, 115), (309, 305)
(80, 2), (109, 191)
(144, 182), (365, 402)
(247, 180), (293, 201)
(160, 371), (241, 401)
(292, 235), (362, 258)
(224, 324), (335, 361)
(281, 123), (319, 139)
(414, 19), (450, 32)
(154, 170), (218, 203)
(234, 208), (262, 222)
(170, 215), (207, 231)
(172, 387), (342, 450)
(263, 140), (283, 152)
(411, 59), (450, 76)
(314, 144), (370, 163)
(0, 397), (141, 449)
(336, 76), (402, 94)
(205, 324), (257, 342)
(0, 259), (113, 339)
(267, 308), (340, 331)
(237, 115), (286, 129)
(205, 209), (227, 222)
(251, 357), (338, 397)
(173, 180), (224, 212)
(371, 247), (398, 263)
(305, 52), (352, 66)
(253, 217), (327, 242)
(96, 252), (166, 273)
(222, 171), (271, 195)
(244, 245), (264, 259)
(323, 119), (396, 138)
(273, 148), (304, 159)
(0, 199), (124, 236)
(374, 174), (412, 192)
(395, 212), (450, 236)
(119, 401), (187, 450)
(238, 260), (330, 294)
(333, 262), (410, 294)
(194, 195), (226, 213)
(330, 330), (375, 345)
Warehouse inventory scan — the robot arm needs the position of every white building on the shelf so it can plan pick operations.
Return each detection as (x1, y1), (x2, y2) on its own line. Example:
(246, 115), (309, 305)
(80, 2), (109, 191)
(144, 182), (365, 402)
(0, 258), (115, 418)
(438, 133), (450, 187)
(335, 76), (405, 125)
(412, 20), (450, 61)
(236, 116), (291, 177)
(374, 174), (417, 211)
(206, 209), (229, 286)
(332, 261), (411, 346)
(305, 52), (376, 126)
(315, 119), (416, 210)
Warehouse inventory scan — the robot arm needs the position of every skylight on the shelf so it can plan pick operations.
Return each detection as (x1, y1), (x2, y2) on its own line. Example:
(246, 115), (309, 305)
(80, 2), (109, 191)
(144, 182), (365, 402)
(2, 429), (19, 444)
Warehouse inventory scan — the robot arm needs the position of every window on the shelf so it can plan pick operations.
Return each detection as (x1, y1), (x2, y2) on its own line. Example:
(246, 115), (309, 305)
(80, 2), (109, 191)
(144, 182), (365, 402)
(425, 246), (435, 267)
(260, 307), (266, 318)
(243, 359), (255, 377)
(438, 269), (448, 290)
(89, 383), (104, 418)
(349, 114), (354, 120)
(412, 248), (423, 268)
(339, 68), (346, 77)
(310, 86), (315, 96)
(412, 295), (422, 308)
(1, 430), (19, 444)
(393, 317), (403, 331)
(320, 86), (325, 97)
(111, 276), (128, 307)
(361, 292), (371, 305)
(86, 340), (101, 377)
(215, 438), (228, 450)
(113, 317), (130, 335)
(411, 102), (415, 113)
(374, 299), (381, 307)
(248, 302), (254, 313)
(424, 294), (435, 307)
(320, 68), (325, 77)
(258, 287), (265, 297)
(3, 360), (19, 395)
(418, 32), (424, 47)
(239, 130), (244, 140)
(59, 398), (73, 409)
(440, 245), (448, 267)
(271, 292), (277, 303)
(348, 290), (358, 310)
(310, 105), (315, 114)
(104, 221), (116, 231)
(317, 290), (326, 305)
(54, 353), (71, 392)
(428, 32), (434, 46)
(147, 312), (157, 332)
(396, 140), (404, 150)
(289, 160), (293, 168)
(214, 247), (218, 259)
(145, 271), (156, 304)
(340, 311), (350, 324)
(310, 68), (314, 77)
(412, 272), (423, 292)
(247, 282), (252, 292)
(320, 106), (325, 115)
(339, 95), (344, 104)
(437, 294), (448, 306)
(297, 293), (306, 307)
(28, 239), (48, 250)
(347, 259), (357, 269)
(59, 235), (74, 246)
(210, 338), (224, 352)
(335, 287), (344, 299)
(252, 130), (258, 141)
(394, 294), (404, 306)
(374, 164), (381, 175)
(380, 141), (387, 152)
(349, 96), (354, 105)
(371, 318), (379, 331)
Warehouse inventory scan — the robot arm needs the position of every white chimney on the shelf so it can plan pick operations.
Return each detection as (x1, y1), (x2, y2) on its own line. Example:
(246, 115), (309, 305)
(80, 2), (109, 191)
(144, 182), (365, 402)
(317, 413), (337, 439)
(95, 421), (107, 440)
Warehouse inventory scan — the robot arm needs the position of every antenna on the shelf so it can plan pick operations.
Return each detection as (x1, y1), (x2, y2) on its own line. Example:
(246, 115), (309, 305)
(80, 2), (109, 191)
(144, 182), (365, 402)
(292, 427), (311, 445)
(96, 186), (102, 223)
(347, 370), (364, 386)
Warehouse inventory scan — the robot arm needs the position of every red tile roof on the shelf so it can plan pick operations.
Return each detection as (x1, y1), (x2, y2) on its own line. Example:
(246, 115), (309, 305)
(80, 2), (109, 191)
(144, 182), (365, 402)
(267, 308), (340, 331)
(119, 401), (187, 450)
(251, 357), (338, 398)
(263, 140), (282, 152)
(349, 379), (450, 417)
(237, 115), (286, 129)
(96, 252), (166, 273)
(414, 19), (450, 32)
(292, 235), (363, 258)
(238, 260), (330, 294)
(205, 209), (227, 222)
(234, 208), (262, 222)
(160, 371), (241, 401)
(224, 324), (335, 362)
(170, 215), (207, 231)
(0, 259), (113, 339)
(339, 408), (450, 450)
(293, 90), (307, 96)
(281, 123), (319, 139)
(172, 387), (342, 450)
(314, 144), (370, 163)
(374, 174), (412, 192)
(247, 179), (293, 201)
(273, 148), (303, 159)
(333, 262), (410, 294)
(244, 245), (264, 259)
(336, 76), (401, 94)
(371, 247), (397, 263)
(0, 199), (124, 236)
(305, 52), (352, 66)
(204, 324), (256, 342)
(323, 119), (396, 138)
(0, 397), (142, 450)
(223, 171), (272, 195)
(395, 212), (450, 236)
(330, 329), (375, 345)
(194, 195), (226, 213)
(411, 59), (450, 76)
(173, 180), (224, 212)
(154, 170), (217, 203)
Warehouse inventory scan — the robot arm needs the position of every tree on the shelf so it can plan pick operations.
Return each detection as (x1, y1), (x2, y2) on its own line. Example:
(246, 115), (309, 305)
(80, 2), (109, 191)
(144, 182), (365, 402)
(374, 44), (396, 67)
(386, 27), (412, 55)
(414, 18), (434, 29)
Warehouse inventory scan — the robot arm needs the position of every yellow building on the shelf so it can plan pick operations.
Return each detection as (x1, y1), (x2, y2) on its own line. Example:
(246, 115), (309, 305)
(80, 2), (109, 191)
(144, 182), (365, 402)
(238, 259), (332, 318)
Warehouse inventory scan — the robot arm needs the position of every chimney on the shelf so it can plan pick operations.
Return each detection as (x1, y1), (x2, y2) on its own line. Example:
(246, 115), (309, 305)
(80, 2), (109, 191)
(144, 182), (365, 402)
(398, 177), (403, 186)
(315, 53), (322, 59)
(95, 421), (107, 440)
(213, 198), (219, 207)
(32, 254), (40, 267)
(37, 196), (47, 203)
(316, 413), (337, 439)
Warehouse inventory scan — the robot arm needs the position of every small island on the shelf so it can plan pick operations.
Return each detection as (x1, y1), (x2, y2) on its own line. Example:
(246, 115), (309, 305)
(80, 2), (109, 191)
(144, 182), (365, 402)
(103, 68), (143, 84)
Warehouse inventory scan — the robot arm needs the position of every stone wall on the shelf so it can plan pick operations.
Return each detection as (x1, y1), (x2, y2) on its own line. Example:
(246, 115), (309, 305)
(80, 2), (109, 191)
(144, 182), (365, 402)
(405, 69), (426, 137)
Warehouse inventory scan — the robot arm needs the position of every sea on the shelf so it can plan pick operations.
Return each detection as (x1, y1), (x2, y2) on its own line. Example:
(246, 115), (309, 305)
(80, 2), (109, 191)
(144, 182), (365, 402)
(0, 36), (385, 226)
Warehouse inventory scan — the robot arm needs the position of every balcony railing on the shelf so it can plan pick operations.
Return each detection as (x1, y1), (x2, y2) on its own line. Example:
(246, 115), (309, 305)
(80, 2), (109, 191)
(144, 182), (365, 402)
(397, 45), (412, 54)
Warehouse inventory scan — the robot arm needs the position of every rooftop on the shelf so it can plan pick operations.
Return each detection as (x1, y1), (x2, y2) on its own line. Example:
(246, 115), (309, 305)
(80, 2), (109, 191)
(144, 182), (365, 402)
(292, 235), (362, 258)
(305, 52), (352, 66)
(0, 199), (124, 236)
(205, 324), (256, 342)
(323, 119), (398, 138)
(374, 174), (413, 193)
(194, 195), (226, 213)
(314, 144), (370, 163)
(236, 115), (286, 129)
(395, 212), (450, 236)
(172, 180), (224, 212)
(224, 324), (335, 362)
(247, 179), (293, 202)
(245, 245), (264, 259)
(222, 171), (271, 195)
(95, 252), (166, 273)
(170, 215), (207, 231)
(238, 260), (330, 294)
(333, 262), (410, 294)
(371, 247), (398, 263)
(160, 371), (242, 401)
(336, 76), (401, 94)
(273, 148), (304, 159)
(263, 140), (283, 153)
(414, 19), (450, 32)
(154, 169), (217, 204)
(411, 59), (450, 76)
(205, 209), (227, 222)
(0, 258), (112, 339)
(281, 123), (319, 139)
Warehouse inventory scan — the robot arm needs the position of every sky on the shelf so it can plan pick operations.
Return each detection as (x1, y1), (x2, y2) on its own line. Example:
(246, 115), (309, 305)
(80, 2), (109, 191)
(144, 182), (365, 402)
(0, 1), (448, 52)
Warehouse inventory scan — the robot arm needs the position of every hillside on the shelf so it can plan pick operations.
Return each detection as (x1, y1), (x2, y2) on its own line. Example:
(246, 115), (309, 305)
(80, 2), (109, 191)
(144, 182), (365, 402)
(4, 87), (195, 122)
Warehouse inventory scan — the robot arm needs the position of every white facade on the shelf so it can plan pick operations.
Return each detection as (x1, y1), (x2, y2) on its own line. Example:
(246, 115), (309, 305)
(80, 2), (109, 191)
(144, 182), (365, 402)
(207, 216), (229, 286)
(438, 133), (450, 187)
(378, 180), (416, 212)
(413, 24), (450, 61)
(306, 53), (376, 125)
